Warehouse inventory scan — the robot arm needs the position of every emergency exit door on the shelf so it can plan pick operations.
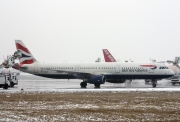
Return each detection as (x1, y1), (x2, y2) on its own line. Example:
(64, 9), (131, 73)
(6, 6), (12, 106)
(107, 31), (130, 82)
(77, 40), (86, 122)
(115, 65), (120, 73)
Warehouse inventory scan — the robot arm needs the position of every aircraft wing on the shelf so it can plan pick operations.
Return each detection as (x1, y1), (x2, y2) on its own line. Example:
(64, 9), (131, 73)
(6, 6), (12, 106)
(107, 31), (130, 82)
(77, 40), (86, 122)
(49, 69), (107, 78)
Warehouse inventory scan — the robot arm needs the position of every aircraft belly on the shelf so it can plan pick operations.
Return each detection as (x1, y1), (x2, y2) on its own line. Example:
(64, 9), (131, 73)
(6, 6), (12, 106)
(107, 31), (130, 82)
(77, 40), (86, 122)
(105, 74), (172, 79)
(34, 74), (77, 79)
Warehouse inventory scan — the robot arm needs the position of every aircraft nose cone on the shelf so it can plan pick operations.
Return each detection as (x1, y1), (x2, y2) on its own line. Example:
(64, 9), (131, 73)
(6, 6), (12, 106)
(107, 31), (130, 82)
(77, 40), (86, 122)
(170, 70), (175, 75)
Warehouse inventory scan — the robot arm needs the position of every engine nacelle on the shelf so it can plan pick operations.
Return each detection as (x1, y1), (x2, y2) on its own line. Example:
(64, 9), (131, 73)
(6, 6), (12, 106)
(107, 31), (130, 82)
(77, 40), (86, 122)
(106, 79), (125, 83)
(85, 75), (105, 84)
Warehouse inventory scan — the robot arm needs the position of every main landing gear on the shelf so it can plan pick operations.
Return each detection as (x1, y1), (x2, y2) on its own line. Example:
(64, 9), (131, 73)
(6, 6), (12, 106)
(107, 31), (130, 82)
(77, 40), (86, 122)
(80, 81), (101, 88)
(80, 82), (87, 88)
(80, 82), (101, 88)
(94, 83), (100, 88)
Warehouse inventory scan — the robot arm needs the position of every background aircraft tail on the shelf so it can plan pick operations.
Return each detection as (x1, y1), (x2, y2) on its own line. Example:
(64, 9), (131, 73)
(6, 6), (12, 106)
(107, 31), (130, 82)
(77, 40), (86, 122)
(174, 57), (180, 69)
(174, 57), (180, 64)
(15, 40), (37, 66)
(102, 49), (116, 62)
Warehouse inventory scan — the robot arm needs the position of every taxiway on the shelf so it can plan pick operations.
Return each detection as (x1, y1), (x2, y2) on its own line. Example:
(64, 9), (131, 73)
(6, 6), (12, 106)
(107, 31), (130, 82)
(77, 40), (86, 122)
(0, 74), (180, 92)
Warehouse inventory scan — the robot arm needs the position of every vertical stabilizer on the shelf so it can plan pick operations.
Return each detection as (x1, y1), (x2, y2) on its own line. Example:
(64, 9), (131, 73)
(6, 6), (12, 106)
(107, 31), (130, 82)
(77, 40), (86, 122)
(102, 49), (116, 62)
(15, 40), (37, 66)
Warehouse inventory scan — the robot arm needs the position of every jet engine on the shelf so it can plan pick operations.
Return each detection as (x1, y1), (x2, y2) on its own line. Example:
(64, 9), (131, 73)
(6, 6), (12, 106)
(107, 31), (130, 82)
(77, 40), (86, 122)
(86, 75), (105, 84)
(86, 75), (126, 84)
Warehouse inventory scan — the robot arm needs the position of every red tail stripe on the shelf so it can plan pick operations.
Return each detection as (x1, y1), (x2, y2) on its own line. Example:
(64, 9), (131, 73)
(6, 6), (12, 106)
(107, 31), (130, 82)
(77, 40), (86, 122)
(20, 59), (34, 66)
(16, 43), (30, 54)
(103, 49), (116, 62)
(12, 64), (20, 70)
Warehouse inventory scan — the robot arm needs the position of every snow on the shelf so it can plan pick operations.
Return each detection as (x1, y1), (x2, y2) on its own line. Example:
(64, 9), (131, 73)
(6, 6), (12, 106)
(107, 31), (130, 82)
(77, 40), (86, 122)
(0, 76), (180, 121)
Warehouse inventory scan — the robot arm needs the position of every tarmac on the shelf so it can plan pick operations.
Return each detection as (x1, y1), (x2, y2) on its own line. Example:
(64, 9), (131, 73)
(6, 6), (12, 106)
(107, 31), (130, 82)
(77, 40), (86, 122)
(1, 73), (180, 92)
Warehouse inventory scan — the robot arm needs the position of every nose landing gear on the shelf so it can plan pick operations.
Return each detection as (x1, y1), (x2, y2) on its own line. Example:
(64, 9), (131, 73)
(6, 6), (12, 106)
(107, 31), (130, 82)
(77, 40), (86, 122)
(152, 80), (157, 88)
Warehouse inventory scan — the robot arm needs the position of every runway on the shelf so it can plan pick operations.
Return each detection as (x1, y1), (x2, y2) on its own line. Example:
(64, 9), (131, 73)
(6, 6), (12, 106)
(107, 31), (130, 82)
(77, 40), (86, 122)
(1, 74), (180, 92)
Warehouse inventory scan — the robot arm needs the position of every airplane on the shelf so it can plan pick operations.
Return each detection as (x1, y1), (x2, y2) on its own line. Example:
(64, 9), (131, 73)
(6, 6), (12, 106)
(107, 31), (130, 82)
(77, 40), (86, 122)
(102, 49), (180, 84)
(10, 40), (174, 88)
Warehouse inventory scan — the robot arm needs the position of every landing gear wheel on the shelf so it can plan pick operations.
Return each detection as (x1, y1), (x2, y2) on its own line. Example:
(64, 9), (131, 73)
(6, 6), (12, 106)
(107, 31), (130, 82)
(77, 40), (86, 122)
(152, 80), (157, 88)
(94, 83), (100, 88)
(80, 82), (87, 88)
(10, 82), (15, 87)
(3, 84), (8, 89)
(152, 83), (156, 88)
(172, 83), (175, 85)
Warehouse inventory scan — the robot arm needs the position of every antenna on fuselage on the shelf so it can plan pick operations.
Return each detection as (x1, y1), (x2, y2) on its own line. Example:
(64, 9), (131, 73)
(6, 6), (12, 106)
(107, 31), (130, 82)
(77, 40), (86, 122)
(95, 57), (101, 63)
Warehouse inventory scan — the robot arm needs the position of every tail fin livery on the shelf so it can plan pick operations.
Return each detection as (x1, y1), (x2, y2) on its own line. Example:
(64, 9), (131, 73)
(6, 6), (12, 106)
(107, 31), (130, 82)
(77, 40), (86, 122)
(102, 49), (116, 62)
(15, 40), (37, 65)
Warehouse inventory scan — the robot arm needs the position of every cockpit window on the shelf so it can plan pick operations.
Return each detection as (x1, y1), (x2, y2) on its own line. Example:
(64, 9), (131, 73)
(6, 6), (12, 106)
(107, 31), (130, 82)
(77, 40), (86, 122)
(159, 66), (169, 69)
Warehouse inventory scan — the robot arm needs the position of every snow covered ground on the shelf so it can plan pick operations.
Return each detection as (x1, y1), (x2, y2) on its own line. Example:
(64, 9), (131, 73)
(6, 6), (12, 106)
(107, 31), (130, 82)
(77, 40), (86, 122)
(0, 75), (180, 121)
(0, 91), (180, 121)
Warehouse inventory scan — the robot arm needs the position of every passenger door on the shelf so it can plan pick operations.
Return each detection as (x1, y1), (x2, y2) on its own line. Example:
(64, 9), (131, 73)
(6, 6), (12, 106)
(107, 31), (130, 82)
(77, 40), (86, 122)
(115, 65), (120, 73)
(149, 64), (154, 73)
(75, 65), (80, 72)
(34, 64), (39, 73)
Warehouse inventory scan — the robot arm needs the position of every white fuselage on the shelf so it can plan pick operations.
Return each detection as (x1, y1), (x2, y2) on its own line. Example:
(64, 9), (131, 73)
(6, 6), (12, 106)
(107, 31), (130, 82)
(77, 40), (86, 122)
(18, 62), (174, 80)
(166, 63), (180, 75)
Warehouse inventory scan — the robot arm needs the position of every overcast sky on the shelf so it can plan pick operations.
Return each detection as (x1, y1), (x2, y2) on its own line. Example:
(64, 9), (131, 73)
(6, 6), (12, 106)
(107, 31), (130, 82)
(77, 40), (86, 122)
(0, 0), (180, 63)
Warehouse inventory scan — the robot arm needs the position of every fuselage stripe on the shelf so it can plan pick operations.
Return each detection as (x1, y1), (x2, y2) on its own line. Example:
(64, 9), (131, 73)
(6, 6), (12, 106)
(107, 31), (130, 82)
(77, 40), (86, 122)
(16, 43), (30, 54)
(20, 59), (34, 66)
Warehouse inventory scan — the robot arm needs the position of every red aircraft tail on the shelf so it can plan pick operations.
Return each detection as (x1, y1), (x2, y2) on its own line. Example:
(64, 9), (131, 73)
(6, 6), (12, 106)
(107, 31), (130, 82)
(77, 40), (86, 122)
(102, 49), (116, 62)
(15, 40), (37, 66)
